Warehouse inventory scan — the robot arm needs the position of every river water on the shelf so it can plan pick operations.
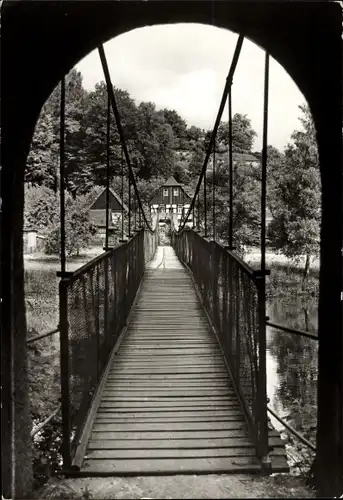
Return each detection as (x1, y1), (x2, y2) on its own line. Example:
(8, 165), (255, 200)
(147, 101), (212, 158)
(266, 295), (318, 445)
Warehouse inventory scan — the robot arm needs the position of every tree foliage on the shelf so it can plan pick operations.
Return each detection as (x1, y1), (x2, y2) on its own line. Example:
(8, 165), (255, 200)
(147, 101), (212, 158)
(267, 104), (320, 285)
(24, 185), (96, 256)
(26, 68), (320, 273)
(217, 113), (257, 153)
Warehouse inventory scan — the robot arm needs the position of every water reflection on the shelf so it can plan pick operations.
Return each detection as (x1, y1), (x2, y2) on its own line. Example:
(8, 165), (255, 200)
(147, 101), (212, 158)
(266, 295), (318, 444)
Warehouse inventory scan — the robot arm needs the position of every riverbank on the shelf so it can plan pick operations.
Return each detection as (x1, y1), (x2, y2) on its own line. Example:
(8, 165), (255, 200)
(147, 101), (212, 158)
(244, 249), (319, 297)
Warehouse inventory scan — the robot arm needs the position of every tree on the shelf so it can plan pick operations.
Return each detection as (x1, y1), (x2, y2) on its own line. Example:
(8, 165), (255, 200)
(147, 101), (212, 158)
(134, 102), (176, 180)
(24, 185), (60, 231)
(217, 113), (257, 153)
(267, 104), (320, 288)
(163, 109), (188, 149)
(186, 125), (205, 144)
(25, 112), (58, 189)
(188, 141), (205, 176)
(40, 69), (91, 195)
(44, 194), (97, 256)
(24, 185), (97, 256)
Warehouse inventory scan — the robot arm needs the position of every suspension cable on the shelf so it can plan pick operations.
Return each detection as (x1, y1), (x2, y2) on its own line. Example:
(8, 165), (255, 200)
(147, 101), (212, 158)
(212, 140), (216, 241)
(128, 170), (132, 238)
(105, 91), (110, 249)
(179, 34), (244, 232)
(98, 45), (154, 233)
(261, 52), (270, 275)
(204, 165), (207, 237)
(228, 89), (234, 248)
(59, 77), (66, 274)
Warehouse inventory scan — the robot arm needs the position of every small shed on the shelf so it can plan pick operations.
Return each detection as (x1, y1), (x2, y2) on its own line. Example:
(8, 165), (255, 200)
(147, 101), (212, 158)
(88, 187), (128, 228)
(23, 227), (38, 254)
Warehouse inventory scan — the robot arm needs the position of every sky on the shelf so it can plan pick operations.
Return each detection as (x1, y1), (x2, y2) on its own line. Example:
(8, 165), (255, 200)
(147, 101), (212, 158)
(75, 23), (306, 152)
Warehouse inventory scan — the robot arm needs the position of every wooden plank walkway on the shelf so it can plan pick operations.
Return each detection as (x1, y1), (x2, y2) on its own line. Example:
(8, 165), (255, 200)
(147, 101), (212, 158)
(81, 247), (288, 475)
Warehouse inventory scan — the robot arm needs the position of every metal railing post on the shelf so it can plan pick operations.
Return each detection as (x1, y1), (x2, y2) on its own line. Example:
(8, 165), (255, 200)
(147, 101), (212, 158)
(256, 273), (270, 468)
(105, 92), (110, 249)
(96, 265), (100, 380)
(256, 50), (271, 470)
(59, 278), (71, 469)
(203, 174), (207, 238)
(228, 90), (233, 249)
(104, 256), (109, 349)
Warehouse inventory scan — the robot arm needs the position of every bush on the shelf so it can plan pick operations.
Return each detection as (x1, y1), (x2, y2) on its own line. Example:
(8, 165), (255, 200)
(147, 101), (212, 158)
(25, 185), (97, 256)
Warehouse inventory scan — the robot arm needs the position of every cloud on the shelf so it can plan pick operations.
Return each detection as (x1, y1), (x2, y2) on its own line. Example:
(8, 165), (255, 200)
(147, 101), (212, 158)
(75, 23), (305, 151)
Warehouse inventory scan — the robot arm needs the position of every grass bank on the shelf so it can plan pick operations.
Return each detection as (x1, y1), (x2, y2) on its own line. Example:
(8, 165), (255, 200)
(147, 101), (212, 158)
(245, 249), (319, 298)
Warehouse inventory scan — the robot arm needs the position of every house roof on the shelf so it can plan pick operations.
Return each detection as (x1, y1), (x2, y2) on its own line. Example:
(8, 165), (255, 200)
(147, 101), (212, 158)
(87, 186), (129, 212)
(148, 178), (191, 204)
(233, 153), (259, 162)
(162, 176), (182, 187)
(216, 152), (259, 163)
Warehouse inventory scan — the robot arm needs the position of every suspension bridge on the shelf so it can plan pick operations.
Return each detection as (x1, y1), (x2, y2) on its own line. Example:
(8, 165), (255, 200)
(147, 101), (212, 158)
(2, 2), (342, 497)
(32, 37), (295, 477)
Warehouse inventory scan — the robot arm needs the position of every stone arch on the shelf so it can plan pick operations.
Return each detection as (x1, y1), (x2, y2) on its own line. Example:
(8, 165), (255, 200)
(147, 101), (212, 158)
(1, 2), (342, 498)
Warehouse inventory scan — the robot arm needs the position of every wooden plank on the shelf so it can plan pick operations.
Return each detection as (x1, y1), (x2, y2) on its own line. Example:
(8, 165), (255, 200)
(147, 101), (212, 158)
(115, 354), (224, 360)
(106, 374), (230, 380)
(86, 448), (266, 459)
(107, 370), (227, 375)
(87, 436), (282, 450)
(100, 398), (238, 405)
(115, 354), (224, 359)
(99, 404), (242, 411)
(123, 340), (218, 345)
(109, 368), (227, 374)
(122, 345), (218, 350)
(125, 334), (214, 338)
(104, 380), (230, 386)
(127, 325), (210, 329)
(102, 388), (232, 395)
(87, 437), (255, 449)
(110, 366), (230, 370)
(81, 456), (263, 474)
(92, 421), (247, 431)
(95, 415), (245, 423)
(103, 382), (230, 388)
(86, 448), (287, 459)
(90, 430), (247, 440)
(95, 410), (244, 418)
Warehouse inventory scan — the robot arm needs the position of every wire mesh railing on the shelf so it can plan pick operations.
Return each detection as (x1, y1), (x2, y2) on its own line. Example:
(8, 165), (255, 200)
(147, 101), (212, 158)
(172, 228), (269, 464)
(59, 228), (157, 468)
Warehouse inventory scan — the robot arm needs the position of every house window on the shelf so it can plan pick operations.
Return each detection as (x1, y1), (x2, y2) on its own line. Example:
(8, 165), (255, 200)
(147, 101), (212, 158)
(173, 188), (179, 197)
(178, 207), (183, 214)
(163, 188), (168, 197)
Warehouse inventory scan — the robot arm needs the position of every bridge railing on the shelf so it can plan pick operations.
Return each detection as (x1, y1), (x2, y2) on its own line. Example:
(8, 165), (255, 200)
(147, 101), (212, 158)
(59, 228), (157, 468)
(172, 228), (269, 464)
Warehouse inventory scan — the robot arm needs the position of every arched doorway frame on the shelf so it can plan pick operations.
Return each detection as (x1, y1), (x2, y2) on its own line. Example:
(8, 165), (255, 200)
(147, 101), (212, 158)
(1, 2), (342, 497)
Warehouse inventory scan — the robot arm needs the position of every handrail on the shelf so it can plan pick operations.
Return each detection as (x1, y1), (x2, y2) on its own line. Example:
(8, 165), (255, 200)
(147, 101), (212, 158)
(31, 404), (61, 438)
(267, 405), (316, 452)
(68, 243), (126, 281)
(171, 228), (269, 461)
(266, 321), (318, 341)
(27, 327), (60, 344)
(177, 229), (259, 280)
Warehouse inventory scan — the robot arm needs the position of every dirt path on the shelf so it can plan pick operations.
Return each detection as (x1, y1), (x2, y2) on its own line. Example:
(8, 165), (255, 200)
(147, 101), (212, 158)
(38, 474), (314, 499)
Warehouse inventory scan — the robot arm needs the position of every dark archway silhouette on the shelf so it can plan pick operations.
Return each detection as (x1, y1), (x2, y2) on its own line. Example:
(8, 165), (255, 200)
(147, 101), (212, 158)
(1, 2), (342, 497)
